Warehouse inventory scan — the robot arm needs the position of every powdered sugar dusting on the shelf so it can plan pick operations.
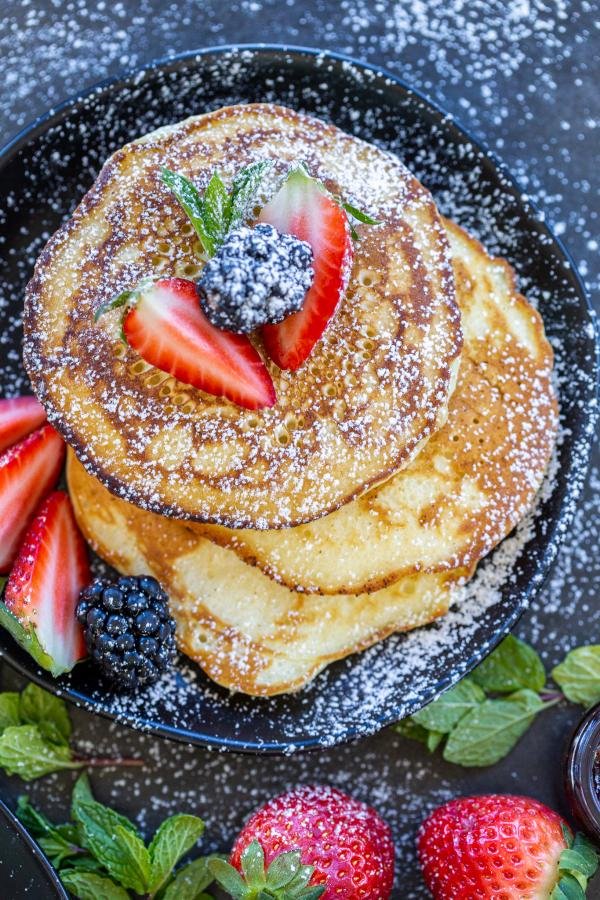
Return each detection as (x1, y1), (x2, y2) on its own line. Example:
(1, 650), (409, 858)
(0, 5), (598, 897)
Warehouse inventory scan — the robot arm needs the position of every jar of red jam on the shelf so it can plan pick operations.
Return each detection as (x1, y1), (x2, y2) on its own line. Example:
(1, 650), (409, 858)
(565, 702), (600, 843)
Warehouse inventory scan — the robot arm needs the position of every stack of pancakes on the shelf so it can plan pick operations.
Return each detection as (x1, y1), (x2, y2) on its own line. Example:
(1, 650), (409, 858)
(23, 104), (557, 696)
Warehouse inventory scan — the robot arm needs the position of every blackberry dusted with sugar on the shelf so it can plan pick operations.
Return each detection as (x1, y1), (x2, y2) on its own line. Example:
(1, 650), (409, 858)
(197, 223), (313, 333)
(76, 575), (177, 690)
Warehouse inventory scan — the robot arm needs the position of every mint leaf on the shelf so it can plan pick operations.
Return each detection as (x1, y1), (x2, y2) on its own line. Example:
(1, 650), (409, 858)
(71, 772), (95, 815)
(0, 692), (21, 731)
(19, 683), (71, 743)
(472, 635), (546, 693)
(0, 725), (80, 780)
(113, 824), (151, 894)
(413, 679), (485, 733)
(394, 718), (431, 745)
(60, 870), (130, 900)
(161, 168), (216, 256)
(148, 813), (205, 893)
(201, 172), (231, 250)
(161, 855), (219, 900)
(553, 646), (600, 707)
(16, 797), (83, 867)
(229, 159), (273, 231)
(443, 689), (544, 767)
(426, 730), (444, 752)
(73, 787), (147, 891)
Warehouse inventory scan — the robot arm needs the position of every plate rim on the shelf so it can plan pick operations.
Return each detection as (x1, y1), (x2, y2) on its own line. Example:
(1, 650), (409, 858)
(0, 43), (597, 754)
(0, 798), (68, 899)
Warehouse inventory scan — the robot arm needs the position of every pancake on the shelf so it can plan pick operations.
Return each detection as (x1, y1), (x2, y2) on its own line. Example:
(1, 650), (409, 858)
(67, 451), (468, 696)
(24, 103), (461, 530)
(197, 220), (558, 594)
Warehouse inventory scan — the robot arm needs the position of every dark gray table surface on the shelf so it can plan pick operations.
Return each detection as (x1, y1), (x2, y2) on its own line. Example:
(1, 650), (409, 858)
(0, 2), (599, 898)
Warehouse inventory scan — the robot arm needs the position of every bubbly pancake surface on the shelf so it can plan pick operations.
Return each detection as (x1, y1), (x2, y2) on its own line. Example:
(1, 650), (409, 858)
(24, 103), (461, 529)
(198, 220), (558, 594)
(67, 451), (464, 696)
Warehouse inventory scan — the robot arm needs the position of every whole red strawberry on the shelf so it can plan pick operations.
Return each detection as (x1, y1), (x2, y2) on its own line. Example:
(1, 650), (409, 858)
(210, 785), (394, 899)
(418, 794), (598, 899)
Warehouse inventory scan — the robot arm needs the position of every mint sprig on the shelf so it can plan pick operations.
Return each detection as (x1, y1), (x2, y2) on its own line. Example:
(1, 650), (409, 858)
(161, 160), (273, 257)
(0, 683), (142, 781)
(18, 774), (217, 899)
(393, 634), (600, 767)
(209, 840), (325, 899)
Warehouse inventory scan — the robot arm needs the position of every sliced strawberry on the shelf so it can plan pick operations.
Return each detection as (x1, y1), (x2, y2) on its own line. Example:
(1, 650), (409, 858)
(119, 278), (276, 409)
(260, 166), (353, 371)
(0, 395), (47, 454)
(1, 491), (89, 675)
(0, 425), (65, 573)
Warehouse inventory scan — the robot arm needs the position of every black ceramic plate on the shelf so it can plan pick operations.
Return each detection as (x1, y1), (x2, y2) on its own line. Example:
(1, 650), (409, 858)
(0, 46), (597, 753)
(0, 799), (68, 899)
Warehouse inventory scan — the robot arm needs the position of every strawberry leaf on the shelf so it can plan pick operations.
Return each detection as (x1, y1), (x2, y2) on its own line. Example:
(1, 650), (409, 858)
(266, 849), (303, 888)
(208, 858), (247, 898)
(240, 839), (266, 885)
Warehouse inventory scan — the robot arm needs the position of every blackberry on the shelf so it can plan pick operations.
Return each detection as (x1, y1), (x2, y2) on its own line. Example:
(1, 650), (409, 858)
(197, 223), (314, 333)
(76, 575), (177, 690)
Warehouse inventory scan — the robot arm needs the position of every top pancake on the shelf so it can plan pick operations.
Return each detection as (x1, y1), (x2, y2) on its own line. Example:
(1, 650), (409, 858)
(23, 103), (461, 529)
(198, 220), (558, 593)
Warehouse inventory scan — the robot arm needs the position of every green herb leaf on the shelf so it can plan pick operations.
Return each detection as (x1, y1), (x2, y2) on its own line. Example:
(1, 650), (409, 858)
(201, 172), (232, 250)
(413, 678), (486, 733)
(393, 717), (431, 745)
(339, 199), (380, 226)
(71, 771), (95, 815)
(229, 159), (273, 231)
(60, 855), (106, 873)
(443, 689), (545, 767)
(266, 849), (302, 888)
(16, 796), (83, 867)
(240, 839), (265, 886)
(471, 635), (546, 693)
(0, 692), (21, 732)
(551, 872), (587, 900)
(209, 858), (247, 899)
(60, 870), (130, 900)
(161, 855), (219, 900)
(161, 168), (216, 256)
(113, 824), (152, 894)
(0, 725), (80, 780)
(72, 784), (146, 891)
(426, 730), (445, 752)
(19, 683), (71, 744)
(148, 813), (205, 893)
(553, 646), (600, 707)
(94, 289), (136, 323)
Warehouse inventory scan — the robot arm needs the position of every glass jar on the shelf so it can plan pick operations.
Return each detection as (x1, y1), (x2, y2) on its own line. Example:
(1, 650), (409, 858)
(564, 702), (600, 843)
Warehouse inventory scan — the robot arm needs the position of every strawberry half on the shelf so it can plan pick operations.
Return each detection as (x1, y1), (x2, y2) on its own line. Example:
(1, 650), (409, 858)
(0, 396), (47, 454)
(418, 794), (598, 899)
(99, 277), (275, 410)
(259, 165), (353, 371)
(0, 491), (89, 676)
(0, 425), (65, 573)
